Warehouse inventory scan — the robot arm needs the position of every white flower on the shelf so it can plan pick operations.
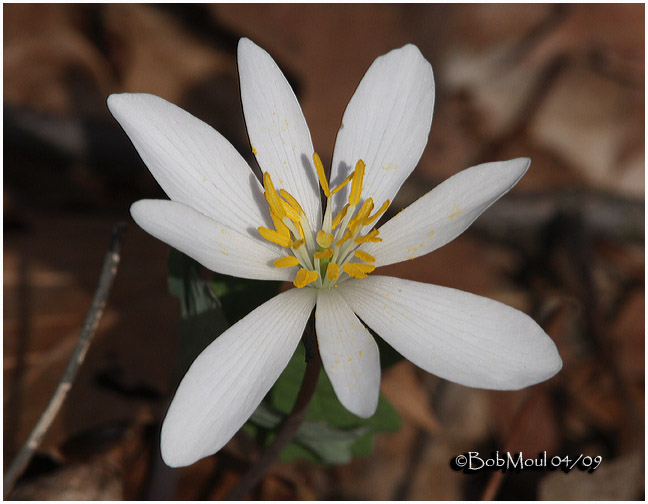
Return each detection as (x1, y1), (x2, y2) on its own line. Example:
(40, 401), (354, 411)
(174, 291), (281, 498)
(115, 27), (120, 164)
(108, 38), (562, 467)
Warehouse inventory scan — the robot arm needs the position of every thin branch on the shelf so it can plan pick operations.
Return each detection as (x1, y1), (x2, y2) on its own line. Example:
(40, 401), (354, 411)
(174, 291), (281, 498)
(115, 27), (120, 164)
(226, 322), (321, 500)
(3, 223), (128, 497)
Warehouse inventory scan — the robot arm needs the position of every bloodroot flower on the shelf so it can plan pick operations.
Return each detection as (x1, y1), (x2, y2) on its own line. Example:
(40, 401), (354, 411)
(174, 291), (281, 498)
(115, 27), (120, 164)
(108, 38), (561, 467)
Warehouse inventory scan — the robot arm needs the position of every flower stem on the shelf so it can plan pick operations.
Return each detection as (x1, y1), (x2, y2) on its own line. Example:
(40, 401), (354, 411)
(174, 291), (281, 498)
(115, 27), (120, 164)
(226, 320), (321, 500)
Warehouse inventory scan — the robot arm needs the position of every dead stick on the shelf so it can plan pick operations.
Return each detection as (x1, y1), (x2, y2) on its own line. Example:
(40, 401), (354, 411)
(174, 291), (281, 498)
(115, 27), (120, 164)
(3, 222), (127, 496)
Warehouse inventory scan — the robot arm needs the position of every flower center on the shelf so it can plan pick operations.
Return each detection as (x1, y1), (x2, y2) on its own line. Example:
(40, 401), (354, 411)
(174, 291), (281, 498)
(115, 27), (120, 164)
(257, 153), (390, 289)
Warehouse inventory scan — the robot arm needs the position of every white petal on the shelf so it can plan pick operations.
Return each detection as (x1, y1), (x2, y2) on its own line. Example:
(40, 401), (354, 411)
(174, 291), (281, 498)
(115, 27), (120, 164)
(315, 289), (380, 418)
(339, 276), (562, 390)
(161, 287), (317, 467)
(364, 158), (530, 266)
(238, 38), (321, 230)
(108, 93), (270, 234)
(131, 199), (293, 281)
(330, 44), (434, 214)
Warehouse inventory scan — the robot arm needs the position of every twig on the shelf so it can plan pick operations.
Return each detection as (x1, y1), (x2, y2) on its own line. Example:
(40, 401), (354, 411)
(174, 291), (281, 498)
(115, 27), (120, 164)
(226, 322), (321, 500)
(3, 222), (128, 497)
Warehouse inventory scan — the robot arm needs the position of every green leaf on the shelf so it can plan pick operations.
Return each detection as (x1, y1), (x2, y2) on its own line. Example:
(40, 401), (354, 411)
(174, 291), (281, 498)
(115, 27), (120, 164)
(167, 250), (282, 377)
(248, 402), (370, 464)
(168, 248), (222, 318)
(167, 249), (230, 378)
(209, 273), (281, 325)
(247, 344), (402, 464)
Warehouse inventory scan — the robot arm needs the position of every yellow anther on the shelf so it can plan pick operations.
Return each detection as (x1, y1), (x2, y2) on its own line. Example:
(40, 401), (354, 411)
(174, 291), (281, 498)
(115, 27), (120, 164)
(347, 219), (363, 237)
(354, 250), (376, 263)
(279, 198), (301, 223)
(336, 229), (353, 246)
(294, 268), (319, 288)
(331, 204), (349, 229)
(342, 262), (375, 279)
(280, 189), (305, 216)
(274, 256), (300, 268)
(270, 211), (290, 237)
(330, 172), (354, 194)
(327, 262), (340, 282)
(263, 173), (287, 220)
(259, 227), (293, 248)
(264, 191), (285, 221)
(349, 159), (365, 206)
(313, 152), (330, 197)
(364, 199), (390, 226)
(296, 221), (305, 240)
(314, 249), (334, 259)
(316, 230), (334, 248)
(292, 239), (305, 249)
(263, 172), (275, 192)
(355, 229), (382, 244)
(360, 197), (374, 216)
(348, 198), (374, 230)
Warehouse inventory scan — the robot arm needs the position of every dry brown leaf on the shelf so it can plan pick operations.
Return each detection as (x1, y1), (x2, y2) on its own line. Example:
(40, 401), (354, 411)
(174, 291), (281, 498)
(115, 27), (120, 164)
(102, 5), (231, 101)
(530, 63), (644, 197)
(381, 361), (441, 434)
(4, 5), (114, 115)
(538, 451), (644, 500)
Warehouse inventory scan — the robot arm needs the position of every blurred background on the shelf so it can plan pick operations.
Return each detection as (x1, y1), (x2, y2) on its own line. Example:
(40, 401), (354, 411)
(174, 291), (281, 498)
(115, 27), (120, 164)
(3, 3), (644, 499)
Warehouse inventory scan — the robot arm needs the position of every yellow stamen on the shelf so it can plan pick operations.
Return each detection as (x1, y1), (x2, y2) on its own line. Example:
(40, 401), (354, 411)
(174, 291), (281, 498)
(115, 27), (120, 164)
(296, 221), (305, 240)
(348, 159), (365, 206)
(342, 262), (375, 279)
(330, 172), (354, 194)
(274, 256), (300, 268)
(364, 199), (390, 226)
(259, 227), (293, 248)
(347, 220), (362, 237)
(313, 152), (330, 197)
(294, 268), (319, 288)
(327, 262), (340, 281)
(263, 171), (275, 192)
(331, 204), (349, 229)
(264, 192), (284, 221)
(280, 189), (305, 216)
(354, 250), (376, 263)
(316, 230), (334, 248)
(336, 229), (353, 246)
(270, 211), (290, 237)
(279, 198), (301, 223)
(263, 173), (287, 220)
(355, 229), (382, 244)
(314, 249), (334, 259)
(292, 239), (305, 249)
(348, 198), (374, 230)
